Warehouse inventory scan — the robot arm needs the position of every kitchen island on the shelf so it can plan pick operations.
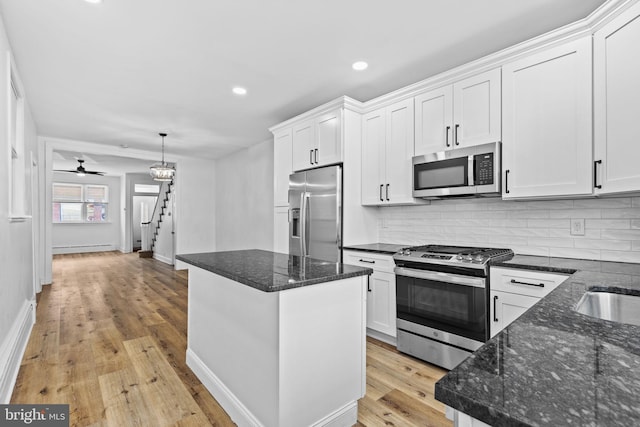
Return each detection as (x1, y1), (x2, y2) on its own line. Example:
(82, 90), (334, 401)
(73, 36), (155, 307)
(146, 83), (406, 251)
(175, 250), (373, 427)
(435, 256), (640, 427)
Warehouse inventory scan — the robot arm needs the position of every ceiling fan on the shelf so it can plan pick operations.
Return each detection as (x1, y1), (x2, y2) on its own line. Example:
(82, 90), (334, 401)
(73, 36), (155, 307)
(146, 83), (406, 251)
(54, 159), (105, 176)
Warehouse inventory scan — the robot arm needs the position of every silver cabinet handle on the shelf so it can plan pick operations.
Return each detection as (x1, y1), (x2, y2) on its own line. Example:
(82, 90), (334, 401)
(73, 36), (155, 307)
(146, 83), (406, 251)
(510, 279), (544, 288)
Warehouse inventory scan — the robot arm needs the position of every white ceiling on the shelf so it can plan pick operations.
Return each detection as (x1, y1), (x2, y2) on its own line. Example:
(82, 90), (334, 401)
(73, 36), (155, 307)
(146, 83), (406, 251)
(1, 0), (607, 167)
(52, 150), (157, 176)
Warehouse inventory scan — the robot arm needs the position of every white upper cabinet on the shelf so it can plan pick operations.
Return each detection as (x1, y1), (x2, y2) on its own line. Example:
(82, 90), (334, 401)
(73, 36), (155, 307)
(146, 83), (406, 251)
(291, 109), (342, 171)
(502, 37), (593, 199)
(414, 68), (501, 156)
(594, 2), (640, 195)
(414, 86), (453, 155)
(362, 99), (420, 206)
(273, 128), (293, 207)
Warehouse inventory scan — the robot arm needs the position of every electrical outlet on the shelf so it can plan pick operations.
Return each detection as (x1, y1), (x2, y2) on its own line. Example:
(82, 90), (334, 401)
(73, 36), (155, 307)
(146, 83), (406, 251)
(570, 218), (585, 236)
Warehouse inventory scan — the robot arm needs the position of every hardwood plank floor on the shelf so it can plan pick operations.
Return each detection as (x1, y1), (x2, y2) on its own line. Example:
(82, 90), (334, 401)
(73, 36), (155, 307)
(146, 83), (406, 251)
(11, 251), (452, 427)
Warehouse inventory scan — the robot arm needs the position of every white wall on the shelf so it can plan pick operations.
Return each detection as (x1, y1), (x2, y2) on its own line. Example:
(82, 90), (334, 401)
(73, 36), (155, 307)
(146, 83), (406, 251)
(174, 157), (217, 270)
(378, 196), (640, 263)
(214, 140), (274, 252)
(51, 172), (121, 254)
(0, 13), (38, 402)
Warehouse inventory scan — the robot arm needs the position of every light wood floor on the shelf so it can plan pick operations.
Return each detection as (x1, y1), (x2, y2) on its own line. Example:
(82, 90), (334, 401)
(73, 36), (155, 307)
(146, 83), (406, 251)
(11, 251), (452, 427)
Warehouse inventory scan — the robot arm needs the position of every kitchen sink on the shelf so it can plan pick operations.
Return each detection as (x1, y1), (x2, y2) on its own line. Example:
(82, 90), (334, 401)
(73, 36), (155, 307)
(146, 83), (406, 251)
(574, 290), (640, 326)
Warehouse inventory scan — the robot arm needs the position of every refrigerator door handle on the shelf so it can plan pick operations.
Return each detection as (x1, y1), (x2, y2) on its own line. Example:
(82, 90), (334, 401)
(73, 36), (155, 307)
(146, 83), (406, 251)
(301, 192), (311, 257)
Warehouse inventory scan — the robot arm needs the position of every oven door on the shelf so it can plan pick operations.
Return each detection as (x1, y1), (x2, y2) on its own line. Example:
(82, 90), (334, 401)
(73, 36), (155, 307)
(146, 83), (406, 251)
(395, 267), (487, 343)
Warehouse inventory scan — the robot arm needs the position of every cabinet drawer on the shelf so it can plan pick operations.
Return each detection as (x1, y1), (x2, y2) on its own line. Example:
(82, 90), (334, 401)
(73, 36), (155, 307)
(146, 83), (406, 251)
(490, 267), (568, 298)
(343, 251), (395, 273)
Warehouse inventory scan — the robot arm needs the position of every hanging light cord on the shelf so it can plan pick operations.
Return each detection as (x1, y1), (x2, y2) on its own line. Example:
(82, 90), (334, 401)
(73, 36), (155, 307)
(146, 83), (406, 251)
(160, 132), (167, 165)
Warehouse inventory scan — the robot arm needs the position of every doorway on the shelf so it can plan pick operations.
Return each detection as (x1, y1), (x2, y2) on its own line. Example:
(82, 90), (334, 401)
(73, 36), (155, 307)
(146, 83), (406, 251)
(132, 195), (157, 251)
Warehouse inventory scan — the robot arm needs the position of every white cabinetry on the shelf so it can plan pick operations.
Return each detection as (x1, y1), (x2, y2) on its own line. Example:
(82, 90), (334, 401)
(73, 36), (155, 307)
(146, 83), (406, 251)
(362, 99), (419, 206)
(343, 250), (396, 341)
(502, 37), (593, 199)
(273, 206), (289, 254)
(414, 68), (501, 156)
(594, 2), (640, 195)
(273, 129), (293, 207)
(490, 267), (568, 337)
(291, 109), (342, 171)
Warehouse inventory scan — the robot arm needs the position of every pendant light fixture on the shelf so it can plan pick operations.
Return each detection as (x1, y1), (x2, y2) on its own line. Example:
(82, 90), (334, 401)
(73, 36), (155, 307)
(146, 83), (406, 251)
(149, 132), (175, 181)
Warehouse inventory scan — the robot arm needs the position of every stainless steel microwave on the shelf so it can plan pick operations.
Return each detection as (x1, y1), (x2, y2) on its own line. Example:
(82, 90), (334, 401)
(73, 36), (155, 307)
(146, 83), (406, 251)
(412, 142), (501, 199)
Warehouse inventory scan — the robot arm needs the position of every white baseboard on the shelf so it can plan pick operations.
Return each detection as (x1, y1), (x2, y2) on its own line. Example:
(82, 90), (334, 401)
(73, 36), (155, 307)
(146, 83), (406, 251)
(0, 300), (35, 403)
(52, 244), (116, 255)
(311, 401), (358, 427)
(153, 253), (173, 265)
(366, 328), (397, 346)
(187, 348), (359, 427)
(186, 348), (264, 427)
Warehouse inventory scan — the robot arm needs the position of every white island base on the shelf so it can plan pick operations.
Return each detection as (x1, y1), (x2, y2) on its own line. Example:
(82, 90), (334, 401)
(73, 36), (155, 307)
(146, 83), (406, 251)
(186, 266), (367, 427)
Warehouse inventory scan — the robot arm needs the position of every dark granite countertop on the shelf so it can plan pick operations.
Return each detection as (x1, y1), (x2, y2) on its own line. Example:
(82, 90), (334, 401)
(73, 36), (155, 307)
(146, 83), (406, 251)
(342, 243), (406, 255)
(436, 257), (640, 427)
(176, 249), (372, 292)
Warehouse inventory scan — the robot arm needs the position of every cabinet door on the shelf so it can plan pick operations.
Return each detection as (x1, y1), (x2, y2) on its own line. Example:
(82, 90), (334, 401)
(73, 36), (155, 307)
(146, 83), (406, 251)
(453, 68), (501, 148)
(273, 129), (293, 206)
(414, 86), (453, 156)
(361, 109), (386, 205)
(594, 2), (640, 195)
(490, 291), (539, 338)
(367, 270), (396, 337)
(291, 120), (315, 171)
(273, 206), (289, 254)
(385, 98), (415, 204)
(316, 109), (342, 166)
(502, 37), (593, 199)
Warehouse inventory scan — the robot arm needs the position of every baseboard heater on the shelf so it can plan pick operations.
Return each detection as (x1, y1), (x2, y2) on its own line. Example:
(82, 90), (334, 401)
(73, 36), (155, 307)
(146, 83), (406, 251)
(53, 244), (113, 249)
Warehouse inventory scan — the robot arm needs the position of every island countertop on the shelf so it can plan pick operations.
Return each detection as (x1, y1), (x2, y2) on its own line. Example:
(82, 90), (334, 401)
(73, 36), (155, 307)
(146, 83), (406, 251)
(435, 257), (640, 427)
(176, 249), (373, 292)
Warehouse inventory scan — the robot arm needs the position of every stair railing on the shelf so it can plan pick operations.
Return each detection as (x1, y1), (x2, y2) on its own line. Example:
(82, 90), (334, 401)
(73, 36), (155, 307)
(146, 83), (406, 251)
(142, 179), (173, 252)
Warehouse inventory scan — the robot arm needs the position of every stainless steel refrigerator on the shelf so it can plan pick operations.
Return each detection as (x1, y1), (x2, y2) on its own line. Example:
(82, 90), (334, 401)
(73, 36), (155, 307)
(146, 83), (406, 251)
(289, 165), (342, 263)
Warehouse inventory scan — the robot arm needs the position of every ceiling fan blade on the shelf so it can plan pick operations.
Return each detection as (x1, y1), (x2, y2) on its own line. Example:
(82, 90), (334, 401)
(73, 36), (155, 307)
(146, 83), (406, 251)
(53, 169), (81, 173)
(86, 171), (105, 175)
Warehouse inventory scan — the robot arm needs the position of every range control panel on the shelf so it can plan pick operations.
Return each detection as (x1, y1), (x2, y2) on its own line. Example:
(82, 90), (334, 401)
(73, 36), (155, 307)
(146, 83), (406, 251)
(474, 153), (494, 186)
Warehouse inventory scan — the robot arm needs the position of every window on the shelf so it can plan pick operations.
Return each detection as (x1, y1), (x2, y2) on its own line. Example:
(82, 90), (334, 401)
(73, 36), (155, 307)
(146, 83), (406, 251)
(52, 183), (109, 223)
(8, 52), (27, 219)
(134, 184), (160, 194)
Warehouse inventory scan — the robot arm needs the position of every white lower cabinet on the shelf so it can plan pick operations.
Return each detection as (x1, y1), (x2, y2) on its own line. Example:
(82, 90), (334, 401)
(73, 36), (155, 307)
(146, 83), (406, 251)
(490, 267), (568, 337)
(343, 250), (396, 339)
(273, 207), (289, 254)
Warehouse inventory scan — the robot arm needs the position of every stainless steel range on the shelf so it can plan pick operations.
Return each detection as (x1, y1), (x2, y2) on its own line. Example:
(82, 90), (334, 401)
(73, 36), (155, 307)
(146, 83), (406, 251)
(393, 244), (514, 369)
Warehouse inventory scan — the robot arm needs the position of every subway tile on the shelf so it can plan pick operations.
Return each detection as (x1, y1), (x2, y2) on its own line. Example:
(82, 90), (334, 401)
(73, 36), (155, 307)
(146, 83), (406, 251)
(633, 220), (640, 229)
(527, 219), (570, 229)
(601, 208), (640, 219)
(600, 229), (640, 240)
(549, 229), (601, 239)
(511, 246), (550, 257)
(585, 219), (631, 229)
(549, 248), (600, 261)
(573, 198), (632, 209)
(548, 209), (602, 219)
(487, 236), (529, 246)
(633, 241), (640, 251)
(632, 197), (640, 208)
(525, 200), (575, 210)
(488, 219), (528, 228)
(472, 210), (508, 219)
(487, 201), (526, 211)
(528, 237), (575, 248)
(601, 250), (640, 264)
(508, 210), (550, 219)
(574, 239), (631, 251)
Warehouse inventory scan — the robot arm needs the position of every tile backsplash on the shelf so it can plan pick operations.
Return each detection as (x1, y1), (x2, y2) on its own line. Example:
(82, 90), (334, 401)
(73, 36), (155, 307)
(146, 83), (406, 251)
(377, 196), (640, 263)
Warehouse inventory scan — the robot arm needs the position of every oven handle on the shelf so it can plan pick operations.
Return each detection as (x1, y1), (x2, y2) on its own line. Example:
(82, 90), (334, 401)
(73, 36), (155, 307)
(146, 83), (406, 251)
(394, 267), (486, 288)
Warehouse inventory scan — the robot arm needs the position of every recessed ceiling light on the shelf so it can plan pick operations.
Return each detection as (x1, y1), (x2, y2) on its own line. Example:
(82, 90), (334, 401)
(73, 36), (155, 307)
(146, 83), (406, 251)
(84, 0), (103, 4)
(232, 87), (247, 96)
(352, 61), (368, 71)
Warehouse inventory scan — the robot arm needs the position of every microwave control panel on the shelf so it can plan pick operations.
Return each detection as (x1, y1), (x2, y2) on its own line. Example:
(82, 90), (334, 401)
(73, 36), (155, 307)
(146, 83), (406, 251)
(474, 153), (494, 185)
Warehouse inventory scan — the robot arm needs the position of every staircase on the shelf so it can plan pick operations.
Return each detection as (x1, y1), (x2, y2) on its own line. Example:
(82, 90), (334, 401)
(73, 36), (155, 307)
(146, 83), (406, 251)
(139, 178), (174, 259)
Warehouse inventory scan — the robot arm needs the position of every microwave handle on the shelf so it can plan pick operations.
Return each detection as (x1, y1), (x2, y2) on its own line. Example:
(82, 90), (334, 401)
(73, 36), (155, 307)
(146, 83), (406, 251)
(467, 156), (474, 186)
